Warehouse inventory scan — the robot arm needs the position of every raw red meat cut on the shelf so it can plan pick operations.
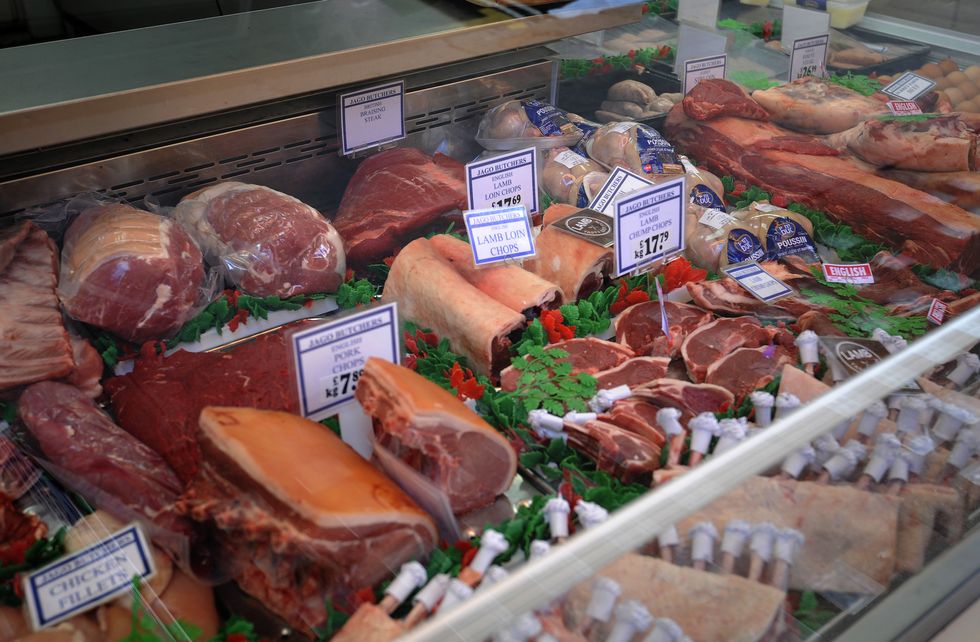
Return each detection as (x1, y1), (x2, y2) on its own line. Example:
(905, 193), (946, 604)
(17, 381), (192, 544)
(665, 105), (980, 272)
(333, 148), (467, 265)
(63, 334), (104, 398)
(857, 251), (942, 307)
(751, 77), (889, 134)
(603, 398), (668, 447)
(793, 311), (846, 337)
(826, 114), (977, 172)
(615, 301), (713, 358)
(174, 182), (345, 297)
(0, 223), (74, 391)
(682, 78), (769, 121)
(355, 358), (517, 514)
(594, 356), (671, 390)
(180, 407), (436, 633)
(705, 345), (797, 401)
(104, 330), (301, 482)
(633, 379), (734, 424)
(59, 204), (205, 343)
(564, 419), (660, 484)
(877, 169), (980, 213)
(499, 338), (635, 391)
(681, 316), (794, 383)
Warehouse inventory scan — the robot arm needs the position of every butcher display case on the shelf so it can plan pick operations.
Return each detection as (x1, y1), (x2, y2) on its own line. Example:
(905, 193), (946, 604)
(1, 1), (980, 641)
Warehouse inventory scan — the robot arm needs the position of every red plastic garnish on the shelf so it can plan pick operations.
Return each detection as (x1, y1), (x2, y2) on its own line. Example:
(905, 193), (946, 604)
(226, 308), (250, 332)
(447, 362), (485, 401)
(610, 281), (651, 315)
(540, 310), (576, 343)
(762, 20), (774, 41)
(663, 257), (708, 293)
(404, 354), (418, 371)
(226, 635), (250, 642)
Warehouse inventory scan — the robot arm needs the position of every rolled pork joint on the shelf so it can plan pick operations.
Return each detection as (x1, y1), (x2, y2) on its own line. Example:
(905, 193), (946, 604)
(382, 237), (525, 377)
(173, 181), (345, 297)
(58, 203), (205, 343)
(523, 204), (613, 303)
(426, 234), (562, 317)
(355, 357), (517, 514)
(751, 77), (889, 134)
(179, 407), (437, 633)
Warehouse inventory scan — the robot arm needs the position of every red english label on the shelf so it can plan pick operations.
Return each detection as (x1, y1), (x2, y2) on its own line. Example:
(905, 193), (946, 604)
(822, 263), (874, 284)
(927, 299), (947, 325)
(887, 100), (922, 115)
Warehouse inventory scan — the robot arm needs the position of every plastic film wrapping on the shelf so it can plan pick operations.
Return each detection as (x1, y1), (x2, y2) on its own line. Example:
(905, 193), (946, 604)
(476, 99), (584, 151)
(584, 121), (684, 176)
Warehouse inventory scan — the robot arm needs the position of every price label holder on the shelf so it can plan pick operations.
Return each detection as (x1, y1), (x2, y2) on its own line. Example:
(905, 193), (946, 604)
(887, 100), (923, 115)
(723, 261), (794, 302)
(339, 80), (405, 156)
(463, 205), (535, 265)
(822, 262), (874, 284)
(782, 5), (830, 57)
(927, 299), (948, 325)
(552, 209), (615, 248)
(790, 34), (829, 80)
(677, 0), (721, 29)
(683, 54), (728, 95)
(613, 177), (686, 278)
(466, 147), (539, 214)
(675, 23), (727, 76)
(289, 303), (400, 458)
(882, 72), (936, 101)
(589, 166), (654, 216)
(25, 524), (154, 630)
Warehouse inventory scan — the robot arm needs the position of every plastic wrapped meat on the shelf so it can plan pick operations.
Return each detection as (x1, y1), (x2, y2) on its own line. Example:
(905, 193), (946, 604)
(541, 147), (607, 205)
(585, 121), (684, 176)
(179, 407), (436, 632)
(476, 99), (583, 147)
(174, 182), (345, 297)
(58, 204), (205, 343)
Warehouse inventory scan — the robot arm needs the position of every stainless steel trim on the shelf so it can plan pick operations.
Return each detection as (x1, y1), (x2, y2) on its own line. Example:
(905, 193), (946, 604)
(859, 12), (980, 57)
(0, 60), (554, 217)
(0, 3), (638, 155)
(400, 306), (980, 642)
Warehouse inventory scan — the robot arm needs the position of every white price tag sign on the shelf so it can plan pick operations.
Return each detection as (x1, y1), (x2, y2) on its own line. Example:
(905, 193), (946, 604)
(613, 177), (686, 277)
(675, 23), (728, 76)
(290, 304), (399, 421)
(25, 524), (155, 630)
(677, 0), (721, 29)
(463, 205), (535, 265)
(782, 5), (830, 56)
(790, 35), (829, 80)
(588, 167), (654, 216)
(723, 261), (794, 302)
(684, 54), (727, 94)
(339, 81), (406, 155)
(698, 207), (735, 230)
(882, 72), (936, 101)
(466, 147), (539, 214)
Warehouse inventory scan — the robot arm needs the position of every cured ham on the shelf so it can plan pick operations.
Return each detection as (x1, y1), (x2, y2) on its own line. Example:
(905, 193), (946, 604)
(564, 419), (660, 484)
(524, 207), (613, 303)
(666, 101), (980, 272)
(356, 358), (517, 514)
(59, 204), (205, 343)
(426, 234), (562, 316)
(614, 301), (713, 357)
(751, 77), (889, 134)
(0, 223), (74, 391)
(594, 356), (671, 390)
(562, 554), (785, 642)
(499, 337), (635, 392)
(383, 237), (525, 378)
(173, 182), (345, 297)
(180, 407), (436, 632)
(333, 148), (467, 265)
(705, 345), (797, 401)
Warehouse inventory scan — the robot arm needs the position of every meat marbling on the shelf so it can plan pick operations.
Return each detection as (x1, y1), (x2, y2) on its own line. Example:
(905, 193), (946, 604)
(825, 114), (977, 172)
(499, 337), (635, 392)
(564, 419), (659, 484)
(614, 301), (713, 358)
(682, 316), (795, 383)
(682, 78), (769, 121)
(594, 356), (671, 390)
(633, 379), (735, 424)
(705, 345), (798, 401)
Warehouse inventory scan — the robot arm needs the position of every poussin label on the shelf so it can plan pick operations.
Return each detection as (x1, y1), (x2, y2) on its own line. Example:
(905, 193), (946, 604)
(25, 524), (155, 630)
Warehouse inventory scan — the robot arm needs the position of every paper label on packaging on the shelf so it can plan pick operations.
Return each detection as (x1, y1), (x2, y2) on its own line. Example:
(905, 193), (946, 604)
(699, 207), (735, 229)
(589, 167), (654, 215)
(887, 100), (923, 115)
(752, 202), (782, 213)
(677, 0), (721, 29)
(466, 147), (539, 214)
(464, 206), (536, 265)
(927, 299), (948, 325)
(25, 524), (155, 630)
(727, 228), (767, 264)
(552, 149), (590, 168)
(765, 216), (819, 262)
(635, 124), (684, 175)
(790, 34), (829, 80)
(340, 80), (405, 155)
(290, 304), (399, 420)
(683, 54), (727, 94)
(822, 262), (875, 284)
(522, 99), (577, 137)
(552, 210), (615, 248)
(882, 72), (936, 100)
(690, 183), (725, 209)
(723, 261), (793, 302)
(614, 177), (686, 277)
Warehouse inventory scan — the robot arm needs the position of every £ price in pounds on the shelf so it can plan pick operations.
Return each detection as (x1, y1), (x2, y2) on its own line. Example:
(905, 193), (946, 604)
(491, 194), (522, 208)
(325, 369), (362, 399)
(796, 64), (817, 79)
(635, 231), (670, 260)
